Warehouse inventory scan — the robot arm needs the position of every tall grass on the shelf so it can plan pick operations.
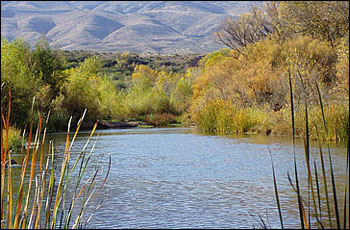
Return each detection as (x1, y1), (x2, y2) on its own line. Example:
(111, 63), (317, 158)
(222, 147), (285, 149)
(196, 99), (266, 134)
(1, 86), (110, 229)
(193, 82), (348, 141)
(270, 69), (349, 229)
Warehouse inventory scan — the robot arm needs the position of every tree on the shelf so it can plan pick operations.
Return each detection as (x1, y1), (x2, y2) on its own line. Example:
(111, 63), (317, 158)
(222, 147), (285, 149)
(79, 55), (102, 75)
(215, 1), (349, 51)
(31, 36), (66, 96)
(1, 38), (39, 128)
(214, 3), (278, 53)
(132, 65), (158, 87)
(171, 70), (194, 113)
(279, 1), (349, 47)
(62, 56), (106, 120)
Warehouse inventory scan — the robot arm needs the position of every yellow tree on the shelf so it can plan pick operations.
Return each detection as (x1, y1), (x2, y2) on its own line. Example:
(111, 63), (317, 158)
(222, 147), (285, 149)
(279, 1), (349, 47)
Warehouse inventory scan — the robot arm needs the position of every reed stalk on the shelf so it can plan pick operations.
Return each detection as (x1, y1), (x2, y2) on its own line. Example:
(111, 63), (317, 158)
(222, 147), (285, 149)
(270, 67), (348, 229)
(315, 81), (341, 229)
(289, 68), (308, 229)
(344, 139), (349, 229)
(1, 86), (110, 229)
(313, 160), (322, 223)
(269, 148), (284, 229)
(314, 123), (332, 227)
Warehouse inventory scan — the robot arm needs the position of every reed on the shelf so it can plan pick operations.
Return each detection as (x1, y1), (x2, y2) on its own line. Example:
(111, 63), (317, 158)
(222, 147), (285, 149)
(269, 147), (284, 229)
(270, 69), (349, 229)
(196, 99), (267, 134)
(1, 86), (110, 229)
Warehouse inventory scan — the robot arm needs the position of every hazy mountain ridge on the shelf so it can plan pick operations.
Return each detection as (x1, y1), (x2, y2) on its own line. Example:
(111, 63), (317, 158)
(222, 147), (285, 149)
(1, 1), (262, 54)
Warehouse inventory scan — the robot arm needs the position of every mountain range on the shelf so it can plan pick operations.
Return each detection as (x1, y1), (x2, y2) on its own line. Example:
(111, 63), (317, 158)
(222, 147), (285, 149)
(1, 1), (262, 54)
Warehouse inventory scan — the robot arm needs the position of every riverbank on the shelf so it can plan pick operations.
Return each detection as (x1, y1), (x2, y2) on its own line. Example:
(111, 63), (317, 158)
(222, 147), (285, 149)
(80, 118), (183, 130)
(193, 101), (349, 142)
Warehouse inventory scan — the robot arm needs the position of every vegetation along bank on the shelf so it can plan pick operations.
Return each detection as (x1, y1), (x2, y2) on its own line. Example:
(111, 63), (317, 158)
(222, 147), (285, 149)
(1, 1), (349, 150)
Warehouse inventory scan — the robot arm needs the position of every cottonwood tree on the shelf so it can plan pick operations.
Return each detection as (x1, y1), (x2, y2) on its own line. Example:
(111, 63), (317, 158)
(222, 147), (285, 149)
(279, 1), (349, 47)
(31, 37), (66, 96)
(215, 1), (349, 51)
(214, 3), (280, 54)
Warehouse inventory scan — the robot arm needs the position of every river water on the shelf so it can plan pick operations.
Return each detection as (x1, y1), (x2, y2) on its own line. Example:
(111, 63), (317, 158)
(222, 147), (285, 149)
(8, 127), (349, 228)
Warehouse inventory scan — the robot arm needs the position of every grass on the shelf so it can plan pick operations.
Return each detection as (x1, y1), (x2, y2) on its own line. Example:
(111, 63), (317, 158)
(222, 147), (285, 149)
(269, 69), (349, 229)
(195, 99), (349, 142)
(137, 124), (154, 128)
(1, 86), (110, 229)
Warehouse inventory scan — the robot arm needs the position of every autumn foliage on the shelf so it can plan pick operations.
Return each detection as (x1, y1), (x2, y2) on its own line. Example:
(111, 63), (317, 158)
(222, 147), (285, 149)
(1, 1), (349, 141)
(197, 1), (349, 140)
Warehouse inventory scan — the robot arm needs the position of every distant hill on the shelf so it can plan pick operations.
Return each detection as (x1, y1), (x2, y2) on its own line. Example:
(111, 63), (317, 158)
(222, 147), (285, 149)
(1, 1), (263, 54)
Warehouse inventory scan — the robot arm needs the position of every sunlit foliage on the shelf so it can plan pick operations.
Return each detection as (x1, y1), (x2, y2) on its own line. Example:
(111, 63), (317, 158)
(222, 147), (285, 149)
(193, 1), (349, 139)
(279, 1), (349, 47)
(61, 57), (120, 121)
(2, 0), (348, 138)
(1, 38), (40, 128)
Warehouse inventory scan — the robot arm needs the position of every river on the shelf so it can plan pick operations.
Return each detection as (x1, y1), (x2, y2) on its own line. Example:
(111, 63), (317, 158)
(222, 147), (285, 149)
(6, 127), (349, 228)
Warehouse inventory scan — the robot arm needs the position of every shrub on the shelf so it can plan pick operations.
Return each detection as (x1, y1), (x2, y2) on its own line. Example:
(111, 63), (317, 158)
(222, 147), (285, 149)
(144, 113), (177, 126)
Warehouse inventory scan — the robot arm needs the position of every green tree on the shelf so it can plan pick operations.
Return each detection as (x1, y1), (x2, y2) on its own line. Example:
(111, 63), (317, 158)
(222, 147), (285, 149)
(61, 56), (121, 121)
(1, 38), (39, 128)
(62, 57), (102, 120)
(31, 36), (66, 96)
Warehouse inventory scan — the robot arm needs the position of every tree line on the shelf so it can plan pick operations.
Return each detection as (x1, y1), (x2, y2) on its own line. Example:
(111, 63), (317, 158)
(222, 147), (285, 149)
(1, 1), (349, 143)
(193, 1), (349, 140)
